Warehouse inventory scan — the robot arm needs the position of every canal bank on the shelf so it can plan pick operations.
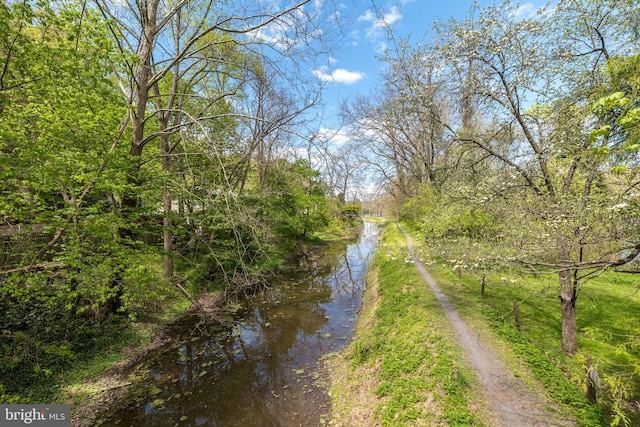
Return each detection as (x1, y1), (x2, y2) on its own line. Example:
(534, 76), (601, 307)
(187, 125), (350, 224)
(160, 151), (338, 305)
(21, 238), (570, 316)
(325, 222), (494, 426)
(74, 222), (378, 426)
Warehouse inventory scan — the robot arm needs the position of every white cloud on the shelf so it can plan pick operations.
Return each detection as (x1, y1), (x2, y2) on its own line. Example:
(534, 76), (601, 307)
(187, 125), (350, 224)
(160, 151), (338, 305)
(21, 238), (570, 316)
(374, 41), (387, 54)
(377, 6), (402, 28)
(512, 2), (537, 18)
(357, 9), (376, 24)
(349, 29), (361, 47)
(357, 5), (403, 42)
(327, 56), (339, 65)
(313, 66), (365, 84)
(358, 6), (402, 29)
(248, 3), (315, 50)
(251, 26), (295, 50)
(317, 127), (350, 146)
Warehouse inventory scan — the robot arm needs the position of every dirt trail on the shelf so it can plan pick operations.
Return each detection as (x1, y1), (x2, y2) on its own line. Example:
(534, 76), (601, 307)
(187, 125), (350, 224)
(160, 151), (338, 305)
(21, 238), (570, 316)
(403, 230), (573, 427)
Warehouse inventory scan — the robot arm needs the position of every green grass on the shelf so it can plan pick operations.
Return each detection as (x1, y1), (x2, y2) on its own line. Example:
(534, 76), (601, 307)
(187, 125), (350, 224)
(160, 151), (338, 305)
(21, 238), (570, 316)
(332, 223), (491, 426)
(404, 225), (640, 427)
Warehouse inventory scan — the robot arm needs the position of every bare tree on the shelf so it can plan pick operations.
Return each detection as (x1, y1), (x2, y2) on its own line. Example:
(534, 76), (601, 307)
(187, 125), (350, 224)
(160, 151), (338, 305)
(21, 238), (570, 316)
(342, 46), (454, 204)
(233, 61), (322, 192)
(93, 0), (336, 277)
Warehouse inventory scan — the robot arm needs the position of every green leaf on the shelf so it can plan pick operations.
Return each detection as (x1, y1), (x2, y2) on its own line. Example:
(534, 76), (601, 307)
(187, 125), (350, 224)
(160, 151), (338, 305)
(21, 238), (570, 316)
(589, 125), (611, 144)
(618, 108), (640, 129)
(592, 92), (630, 115)
(611, 165), (627, 175)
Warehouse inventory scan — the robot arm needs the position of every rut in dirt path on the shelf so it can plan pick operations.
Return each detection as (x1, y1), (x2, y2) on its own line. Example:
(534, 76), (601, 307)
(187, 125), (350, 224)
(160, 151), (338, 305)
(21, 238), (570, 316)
(403, 230), (574, 427)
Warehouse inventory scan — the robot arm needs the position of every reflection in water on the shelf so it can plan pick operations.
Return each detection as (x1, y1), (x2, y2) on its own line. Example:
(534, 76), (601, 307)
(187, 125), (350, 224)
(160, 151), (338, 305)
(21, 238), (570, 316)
(106, 222), (379, 427)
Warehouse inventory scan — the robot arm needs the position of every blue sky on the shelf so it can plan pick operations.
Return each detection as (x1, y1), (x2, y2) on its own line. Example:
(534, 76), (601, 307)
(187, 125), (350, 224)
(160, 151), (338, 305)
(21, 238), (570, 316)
(312, 0), (547, 141)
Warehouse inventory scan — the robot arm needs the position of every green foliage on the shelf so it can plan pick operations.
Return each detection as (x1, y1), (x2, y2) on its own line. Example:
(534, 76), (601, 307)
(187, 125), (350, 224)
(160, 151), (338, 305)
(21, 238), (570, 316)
(2, 243), (177, 383)
(0, 0), (344, 407)
(257, 159), (330, 246)
(400, 184), (500, 240)
(589, 53), (640, 162)
(340, 203), (361, 224)
(0, 2), (174, 402)
(0, 3), (127, 222)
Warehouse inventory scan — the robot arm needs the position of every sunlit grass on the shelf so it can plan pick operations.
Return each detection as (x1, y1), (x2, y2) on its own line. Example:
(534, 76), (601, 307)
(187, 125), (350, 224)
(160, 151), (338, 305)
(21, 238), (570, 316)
(406, 226), (640, 427)
(331, 223), (491, 426)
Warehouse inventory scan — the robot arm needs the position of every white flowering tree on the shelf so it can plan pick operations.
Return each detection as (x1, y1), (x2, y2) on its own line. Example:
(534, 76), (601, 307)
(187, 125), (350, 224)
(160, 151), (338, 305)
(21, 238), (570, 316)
(428, 0), (640, 354)
(359, 0), (640, 355)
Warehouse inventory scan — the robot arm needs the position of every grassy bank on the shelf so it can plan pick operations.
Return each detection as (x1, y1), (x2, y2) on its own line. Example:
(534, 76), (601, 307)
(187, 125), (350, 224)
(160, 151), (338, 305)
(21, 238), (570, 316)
(60, 292), (193, 407)
(328, 222), (494, 426)
(403, 225), (640, 427)
(328, 221), (640, 426)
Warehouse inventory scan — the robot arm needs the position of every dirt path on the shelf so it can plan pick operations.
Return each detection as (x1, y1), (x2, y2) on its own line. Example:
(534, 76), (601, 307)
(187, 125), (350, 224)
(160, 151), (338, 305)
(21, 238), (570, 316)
(403, 230), (573, 427)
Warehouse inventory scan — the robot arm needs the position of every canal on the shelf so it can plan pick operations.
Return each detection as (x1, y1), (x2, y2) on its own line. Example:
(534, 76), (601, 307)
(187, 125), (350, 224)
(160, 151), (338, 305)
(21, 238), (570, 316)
(104, 221), (379, 426)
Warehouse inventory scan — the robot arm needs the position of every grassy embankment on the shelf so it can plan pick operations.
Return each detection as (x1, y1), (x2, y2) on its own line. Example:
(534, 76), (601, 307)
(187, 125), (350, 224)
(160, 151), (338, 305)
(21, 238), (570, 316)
(328, 221), (494, 426)
(330, 220), (639, 427)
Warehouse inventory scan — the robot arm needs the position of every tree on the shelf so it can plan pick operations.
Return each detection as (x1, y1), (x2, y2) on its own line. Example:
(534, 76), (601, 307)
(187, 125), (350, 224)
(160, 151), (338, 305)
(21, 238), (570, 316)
(258, 159), (329, 245)
(93, 0), (334, 278)
(425, 0), (640, 354)
(234, 60), (321, 193)
(323, 140), (365, 204)
(354, 0), (640, 354)
(0, 2), (157, 396)
(342, 37), (457, 206)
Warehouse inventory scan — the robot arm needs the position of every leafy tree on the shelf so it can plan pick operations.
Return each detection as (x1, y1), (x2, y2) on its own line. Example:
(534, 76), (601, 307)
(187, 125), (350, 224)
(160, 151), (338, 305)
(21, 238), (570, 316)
(92, 0), (335, 278)
(258, 159), (329, 246)
(0, 2), (158, 399)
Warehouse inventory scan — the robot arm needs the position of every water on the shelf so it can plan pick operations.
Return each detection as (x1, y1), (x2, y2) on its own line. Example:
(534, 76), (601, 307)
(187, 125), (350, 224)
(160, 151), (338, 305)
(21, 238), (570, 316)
(104, 222), (379, 427)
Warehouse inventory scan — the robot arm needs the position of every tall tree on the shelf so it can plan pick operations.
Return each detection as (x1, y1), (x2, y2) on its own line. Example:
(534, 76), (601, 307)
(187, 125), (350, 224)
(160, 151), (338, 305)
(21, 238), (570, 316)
(342, 38), (456, 205)
(0, 2), (152, 395)
(235, 60), (321, 193)
(93, 0), (334, 277)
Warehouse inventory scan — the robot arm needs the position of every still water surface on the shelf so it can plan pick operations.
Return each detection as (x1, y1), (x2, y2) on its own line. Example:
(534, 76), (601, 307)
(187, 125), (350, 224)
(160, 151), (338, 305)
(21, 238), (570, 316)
(106, 221), (379, 427)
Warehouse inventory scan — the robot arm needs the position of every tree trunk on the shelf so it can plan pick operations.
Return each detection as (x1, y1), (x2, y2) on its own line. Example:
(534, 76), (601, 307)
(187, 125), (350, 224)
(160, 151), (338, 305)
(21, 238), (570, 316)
(162, 185), (173, 278)
(559, 292), (578, 354)
(161, 135), (173, 278)
(558, 256), (578, 354)
(122, 1), (156, 209)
